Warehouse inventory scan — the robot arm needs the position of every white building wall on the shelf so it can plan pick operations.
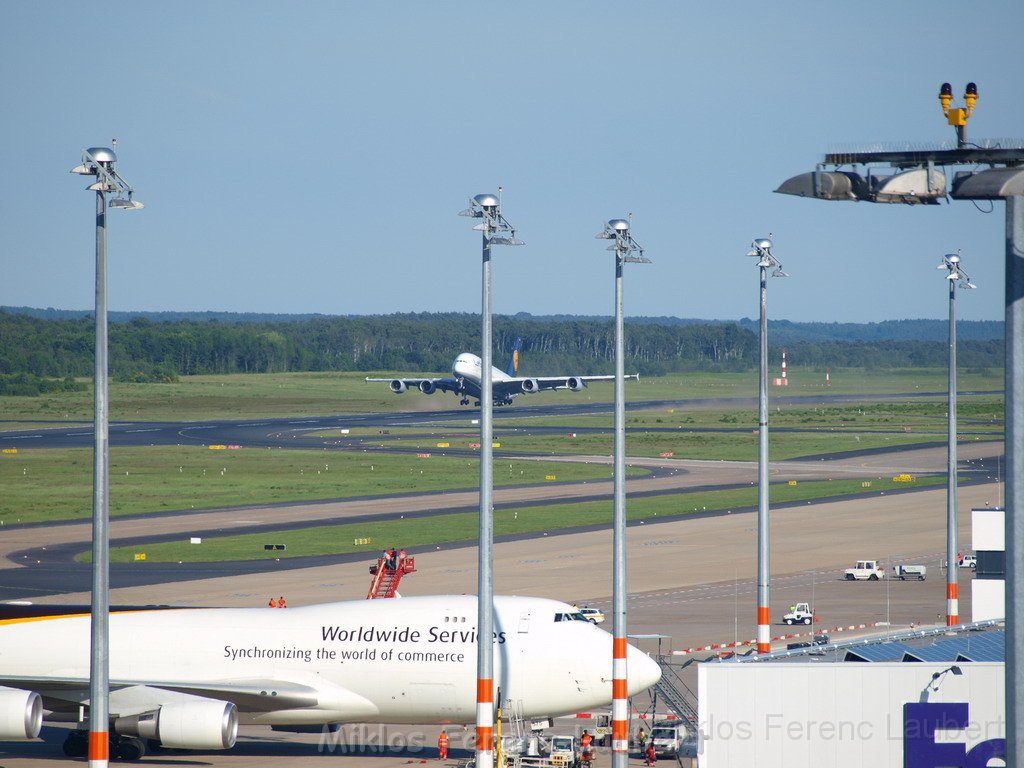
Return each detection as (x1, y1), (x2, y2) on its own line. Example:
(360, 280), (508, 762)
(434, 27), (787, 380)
(972, 508), (1005, 551)
(972, 579), (1005, 622)
(697, 662), (1004, 768)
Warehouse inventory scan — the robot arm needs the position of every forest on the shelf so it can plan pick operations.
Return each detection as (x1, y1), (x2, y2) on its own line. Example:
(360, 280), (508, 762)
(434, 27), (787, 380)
(0, 310), (1004, 393)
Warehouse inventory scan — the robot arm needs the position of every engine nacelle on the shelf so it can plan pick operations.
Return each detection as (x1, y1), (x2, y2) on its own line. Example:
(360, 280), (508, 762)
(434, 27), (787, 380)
(0, 688), (42, 740)
(418, 380), (437, 395)
(115, 700), (237, 750)
(520, 378), (540, 393)
(389, 380), (408, 394)
(566, 376), (586, 392)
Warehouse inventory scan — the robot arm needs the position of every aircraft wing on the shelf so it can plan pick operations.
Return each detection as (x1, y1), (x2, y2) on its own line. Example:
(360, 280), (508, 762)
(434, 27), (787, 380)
(365, 376), (464, 396)
(496, 373), (639, 397)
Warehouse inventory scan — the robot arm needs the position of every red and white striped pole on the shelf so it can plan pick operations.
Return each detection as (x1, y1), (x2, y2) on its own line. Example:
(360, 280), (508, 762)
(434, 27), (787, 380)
(781, 349), (788, 385)
(611, 637), (629, 756)
(476, 677), (494, 767)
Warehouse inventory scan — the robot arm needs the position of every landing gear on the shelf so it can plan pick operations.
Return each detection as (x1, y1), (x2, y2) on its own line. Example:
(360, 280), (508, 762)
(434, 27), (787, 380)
(460, 398), (469, 405)
(63, 731), (147, 761)
(62, 730), (87, 758)
(114, 735), (147, 760)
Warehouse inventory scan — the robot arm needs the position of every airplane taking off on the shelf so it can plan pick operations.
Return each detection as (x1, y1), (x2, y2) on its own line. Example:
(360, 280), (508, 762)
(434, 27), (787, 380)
(0, 594), (661, 760)
(366, 338), (638, 406)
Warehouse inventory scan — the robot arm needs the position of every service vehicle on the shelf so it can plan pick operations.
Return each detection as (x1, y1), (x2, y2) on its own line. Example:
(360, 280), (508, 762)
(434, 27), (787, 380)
(960, 555), (977, 569)
(782, 602), (815, 625)
(844, 559), (885, 580)
(546, 734), (581, 767)
(892, 564), (927, 580)
(649, 720), (689, 757)
(579, 607), (606, 624)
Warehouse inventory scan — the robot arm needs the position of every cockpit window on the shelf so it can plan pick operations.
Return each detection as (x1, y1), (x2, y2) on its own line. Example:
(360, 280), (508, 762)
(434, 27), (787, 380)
(554, 612), (591, 622)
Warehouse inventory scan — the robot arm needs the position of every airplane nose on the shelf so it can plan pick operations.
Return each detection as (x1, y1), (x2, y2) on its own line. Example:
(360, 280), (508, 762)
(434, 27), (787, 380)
(626, 645), (662, 695)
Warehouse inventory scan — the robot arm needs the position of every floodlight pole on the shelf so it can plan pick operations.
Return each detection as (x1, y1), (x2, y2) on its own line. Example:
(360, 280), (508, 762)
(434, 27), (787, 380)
(90, 165), (111, 768)
(596, 218), (649, 768)
(460, 192), (521, 768)
(947, 260), (959, 625)
(939, 253), (973, 626)
(748, 238), (784, 654)
(68, 147), (142, 768)
(757, 248), (771, 654)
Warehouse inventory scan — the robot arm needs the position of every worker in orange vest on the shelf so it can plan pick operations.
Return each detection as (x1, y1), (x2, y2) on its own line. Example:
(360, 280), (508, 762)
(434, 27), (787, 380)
(278, 596), (287, 608)
(581, 730), (593, 764)
(268, 597), (277, 608)
(438, 729), (449, 760)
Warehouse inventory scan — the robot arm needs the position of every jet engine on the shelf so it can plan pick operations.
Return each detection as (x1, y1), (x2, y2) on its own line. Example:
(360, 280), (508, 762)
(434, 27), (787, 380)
(115, 700), (238, 750)
(566, 377), (586, 392)
(418, 381), (437, 395)
(389, 380), (408, 394)
(0, 688), (42, 740)
(520, 378), (540, 393)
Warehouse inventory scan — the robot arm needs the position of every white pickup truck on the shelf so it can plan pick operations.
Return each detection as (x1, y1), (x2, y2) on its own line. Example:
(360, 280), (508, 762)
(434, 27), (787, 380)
(845, 559), (885, 580)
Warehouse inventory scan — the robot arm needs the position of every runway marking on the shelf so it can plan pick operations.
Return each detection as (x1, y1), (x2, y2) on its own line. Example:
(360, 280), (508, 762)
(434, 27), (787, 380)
(1, 434), (42, 440)
(126, 428), (162, 433)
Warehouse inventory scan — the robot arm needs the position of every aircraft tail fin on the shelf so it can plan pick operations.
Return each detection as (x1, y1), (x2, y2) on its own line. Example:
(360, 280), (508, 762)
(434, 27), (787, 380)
(506, 337), (523, 376)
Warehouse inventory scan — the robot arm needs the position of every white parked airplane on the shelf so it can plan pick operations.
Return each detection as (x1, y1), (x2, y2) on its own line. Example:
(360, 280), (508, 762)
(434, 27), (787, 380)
(0, 594), (661, 760)
(366, 338), (638, 406)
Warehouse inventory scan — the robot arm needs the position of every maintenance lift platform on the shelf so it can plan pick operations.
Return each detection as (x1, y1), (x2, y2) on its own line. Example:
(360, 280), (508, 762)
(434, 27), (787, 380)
(366, 555), (416, 599)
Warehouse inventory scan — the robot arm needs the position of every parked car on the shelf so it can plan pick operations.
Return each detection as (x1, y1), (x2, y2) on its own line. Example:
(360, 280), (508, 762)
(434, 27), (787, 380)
(579, 607), (605, 624)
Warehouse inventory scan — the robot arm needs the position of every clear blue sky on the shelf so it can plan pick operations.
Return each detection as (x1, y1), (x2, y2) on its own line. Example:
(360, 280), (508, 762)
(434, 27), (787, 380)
(2, 2), (1021, 323)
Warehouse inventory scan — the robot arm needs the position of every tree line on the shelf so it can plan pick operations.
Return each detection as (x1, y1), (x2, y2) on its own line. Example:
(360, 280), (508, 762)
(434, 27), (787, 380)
(0, 310), (1003, 389)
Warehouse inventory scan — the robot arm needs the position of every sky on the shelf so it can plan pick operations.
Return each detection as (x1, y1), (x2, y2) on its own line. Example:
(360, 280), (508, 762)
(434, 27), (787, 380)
(1, 2), (1022, 324)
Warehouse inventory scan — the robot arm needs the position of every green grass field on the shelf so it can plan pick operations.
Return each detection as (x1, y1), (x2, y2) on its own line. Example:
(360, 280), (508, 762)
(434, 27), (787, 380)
(99, 475), (949, 563)
(0, 446), (646, 525)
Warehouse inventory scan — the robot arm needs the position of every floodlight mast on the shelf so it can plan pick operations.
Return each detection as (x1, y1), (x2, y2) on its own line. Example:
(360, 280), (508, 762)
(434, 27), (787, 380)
(69, 147), (143, 768)
(775, 82), (1024, 765)
(746, 237), (787, 653)
(595, 217), (649, 768)
(459, 191), (522, 768)
(937, 252), (975, 627)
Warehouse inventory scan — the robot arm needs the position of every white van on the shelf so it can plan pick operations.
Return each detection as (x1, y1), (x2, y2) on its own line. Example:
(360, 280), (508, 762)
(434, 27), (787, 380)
(649, 721), (689, 757)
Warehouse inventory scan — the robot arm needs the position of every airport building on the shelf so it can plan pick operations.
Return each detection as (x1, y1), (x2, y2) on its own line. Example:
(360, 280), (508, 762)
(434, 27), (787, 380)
(971, 507), (1005, 622)
(695, 623), (1006, 768)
